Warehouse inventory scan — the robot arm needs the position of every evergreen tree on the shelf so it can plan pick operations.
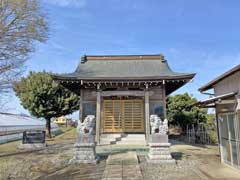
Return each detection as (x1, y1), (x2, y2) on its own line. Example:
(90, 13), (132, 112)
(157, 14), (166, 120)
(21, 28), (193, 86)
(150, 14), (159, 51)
(13, 71), (79, 137)
(167, 93), (207, 130)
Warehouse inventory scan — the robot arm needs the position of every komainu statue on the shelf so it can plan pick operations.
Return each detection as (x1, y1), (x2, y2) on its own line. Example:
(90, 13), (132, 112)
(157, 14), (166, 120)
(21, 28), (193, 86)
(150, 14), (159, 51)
(77, 115), (95, 135)
(147, 115), (174, 164)
(150, 115), (161, 134)
(150, 115), (168, 135)
(159, 118), (168, 135)
(70, 115), (98, 164)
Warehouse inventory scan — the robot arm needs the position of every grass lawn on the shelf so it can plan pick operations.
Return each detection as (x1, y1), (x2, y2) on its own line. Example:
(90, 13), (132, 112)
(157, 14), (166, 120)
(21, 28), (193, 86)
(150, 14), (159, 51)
(0, 127), (77, 180)
(0, 126), (76, 156)
(1, 129), (240, 180)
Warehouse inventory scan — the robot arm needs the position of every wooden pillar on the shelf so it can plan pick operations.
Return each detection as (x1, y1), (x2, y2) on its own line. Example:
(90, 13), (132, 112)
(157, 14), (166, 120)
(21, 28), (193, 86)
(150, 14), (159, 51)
(145, 84), (150, 142)
(95, 84), (101, 144)
(79, 88), (83, 123)
(162, 80), (167, 119)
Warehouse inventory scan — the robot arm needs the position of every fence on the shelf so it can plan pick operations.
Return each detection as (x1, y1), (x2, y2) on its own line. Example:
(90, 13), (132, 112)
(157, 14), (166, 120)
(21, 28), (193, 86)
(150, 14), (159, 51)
(186, 124), (214, 144)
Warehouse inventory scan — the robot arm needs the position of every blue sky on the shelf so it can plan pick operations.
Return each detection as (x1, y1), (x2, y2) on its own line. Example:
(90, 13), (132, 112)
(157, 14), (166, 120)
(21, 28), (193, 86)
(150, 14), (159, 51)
(5, 0), (240, 117)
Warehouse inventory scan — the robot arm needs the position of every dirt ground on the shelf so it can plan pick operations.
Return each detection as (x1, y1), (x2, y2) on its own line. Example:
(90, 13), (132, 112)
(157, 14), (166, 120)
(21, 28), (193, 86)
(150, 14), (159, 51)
(0, 129), (240, 180)
(140, 140), (240, 180)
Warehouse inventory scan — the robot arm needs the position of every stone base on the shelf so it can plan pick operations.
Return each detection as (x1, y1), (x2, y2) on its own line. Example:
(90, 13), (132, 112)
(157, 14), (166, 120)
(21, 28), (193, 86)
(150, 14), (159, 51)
(147, 142), (175, 164)
(69, 142), (99, 164)
(17, 143), (46, 150)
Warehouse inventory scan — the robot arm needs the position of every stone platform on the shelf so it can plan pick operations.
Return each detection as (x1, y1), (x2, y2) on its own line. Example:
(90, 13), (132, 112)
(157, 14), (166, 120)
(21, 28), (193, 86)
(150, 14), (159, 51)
(69, 134), (99, 164)
(147, 142), (175, 164)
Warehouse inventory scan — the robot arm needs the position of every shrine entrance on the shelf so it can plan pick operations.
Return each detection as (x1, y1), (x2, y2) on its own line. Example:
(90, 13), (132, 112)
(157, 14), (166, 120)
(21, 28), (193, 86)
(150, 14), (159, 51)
(102, 99), (144, 133)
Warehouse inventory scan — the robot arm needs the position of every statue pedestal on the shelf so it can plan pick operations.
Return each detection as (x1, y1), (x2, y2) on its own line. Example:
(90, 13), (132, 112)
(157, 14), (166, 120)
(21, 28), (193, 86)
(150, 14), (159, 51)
(147, 134), (175, 164)
(69, 134), (99, 164)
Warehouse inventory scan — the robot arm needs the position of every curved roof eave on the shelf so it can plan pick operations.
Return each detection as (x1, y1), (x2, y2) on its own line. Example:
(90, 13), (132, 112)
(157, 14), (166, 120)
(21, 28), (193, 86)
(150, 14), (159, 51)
(52, 73), (196, 81)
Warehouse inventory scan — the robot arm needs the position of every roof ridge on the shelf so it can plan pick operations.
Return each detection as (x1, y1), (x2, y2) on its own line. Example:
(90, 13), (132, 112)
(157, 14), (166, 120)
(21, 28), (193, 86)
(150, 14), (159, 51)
(81, 54), (166, 63)
(84, 53), (161, 57)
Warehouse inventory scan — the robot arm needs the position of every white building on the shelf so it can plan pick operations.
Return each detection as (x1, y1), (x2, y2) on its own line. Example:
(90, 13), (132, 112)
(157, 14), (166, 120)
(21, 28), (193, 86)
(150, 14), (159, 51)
(197, 64), (240, 169)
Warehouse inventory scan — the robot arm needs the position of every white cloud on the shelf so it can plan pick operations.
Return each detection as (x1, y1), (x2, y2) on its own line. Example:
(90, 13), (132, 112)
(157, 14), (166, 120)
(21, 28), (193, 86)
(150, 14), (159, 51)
(43, 0), (86, 7)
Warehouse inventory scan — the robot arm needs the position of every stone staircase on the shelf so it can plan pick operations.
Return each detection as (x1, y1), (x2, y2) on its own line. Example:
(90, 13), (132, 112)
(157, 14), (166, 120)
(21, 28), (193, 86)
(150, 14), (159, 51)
(100, 134), (146, 145)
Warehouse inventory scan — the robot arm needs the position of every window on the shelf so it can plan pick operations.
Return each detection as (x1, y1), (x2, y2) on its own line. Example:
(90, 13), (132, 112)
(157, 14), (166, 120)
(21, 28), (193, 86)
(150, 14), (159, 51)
(237, 111), (240, 141)
(228, 114), (236, 140)
(219, 114), (228, 139)
(219, 113), (239, 167)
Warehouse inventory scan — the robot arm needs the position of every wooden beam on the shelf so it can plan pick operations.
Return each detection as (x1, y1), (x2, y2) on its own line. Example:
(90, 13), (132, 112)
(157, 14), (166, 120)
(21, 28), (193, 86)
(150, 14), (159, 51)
(95, 87), (101, 144)
(162, 80), (167, 119)
(79, 88), (83, 123)
(99, 90), (154, 97)
(145, 88), (150, 142)
(215, 100), (236, 104)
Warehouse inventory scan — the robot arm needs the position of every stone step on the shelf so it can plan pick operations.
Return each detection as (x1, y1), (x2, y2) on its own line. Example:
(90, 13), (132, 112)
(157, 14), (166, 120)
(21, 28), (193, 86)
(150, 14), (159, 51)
(117, 139), (146, 143)
(100, 134), (123, 138)
(100, 134), (146, 145)
(100, 138), (117, 141)
(100, 140), (116, 145)
(100, 134), (123, 145)
(116, 141), (146, 145)
(122, 134), (145, 138)
(120, 138), (146, 141)
(119, 139), (146, 142)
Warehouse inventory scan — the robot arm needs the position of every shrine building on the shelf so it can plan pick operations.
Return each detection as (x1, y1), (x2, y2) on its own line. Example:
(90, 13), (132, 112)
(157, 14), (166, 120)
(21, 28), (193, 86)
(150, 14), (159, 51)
(53, 54), (195, 144)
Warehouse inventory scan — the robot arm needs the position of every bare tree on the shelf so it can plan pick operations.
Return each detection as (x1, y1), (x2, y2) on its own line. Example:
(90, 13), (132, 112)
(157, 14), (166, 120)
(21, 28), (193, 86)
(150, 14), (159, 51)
(0, 0), (48, 95)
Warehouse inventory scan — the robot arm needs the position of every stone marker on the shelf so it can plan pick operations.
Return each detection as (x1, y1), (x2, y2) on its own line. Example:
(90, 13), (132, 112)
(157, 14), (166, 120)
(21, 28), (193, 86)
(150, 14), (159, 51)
(18, 130), (46, 150)
(69, 115), (99, 164)
(147, 115), (175, 164)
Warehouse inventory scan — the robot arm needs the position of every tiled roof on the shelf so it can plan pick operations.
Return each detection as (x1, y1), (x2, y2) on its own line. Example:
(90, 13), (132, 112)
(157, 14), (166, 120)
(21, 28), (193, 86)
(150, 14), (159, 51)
(54, 54), (195, 80)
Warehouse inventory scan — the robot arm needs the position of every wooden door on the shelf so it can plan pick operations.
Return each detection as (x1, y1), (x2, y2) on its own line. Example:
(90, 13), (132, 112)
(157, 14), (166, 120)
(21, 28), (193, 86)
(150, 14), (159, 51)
(102, 99), (144, 133)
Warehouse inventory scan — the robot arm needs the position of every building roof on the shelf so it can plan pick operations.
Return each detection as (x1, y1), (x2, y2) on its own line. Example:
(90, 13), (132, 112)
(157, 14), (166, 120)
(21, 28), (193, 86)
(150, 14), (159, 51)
(199, 64), (240, 92)
(53, 54), (195, 81)
(193, 92), (237, 107)
(0, 113), (45, 126)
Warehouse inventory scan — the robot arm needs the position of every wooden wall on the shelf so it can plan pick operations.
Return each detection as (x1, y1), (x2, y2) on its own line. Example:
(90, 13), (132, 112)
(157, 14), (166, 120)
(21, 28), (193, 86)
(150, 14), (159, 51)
(214, 71), (240, 96)
(216, 103), (236, 114)
(149, 87), (163, 100)
(82, 89), (97, 102)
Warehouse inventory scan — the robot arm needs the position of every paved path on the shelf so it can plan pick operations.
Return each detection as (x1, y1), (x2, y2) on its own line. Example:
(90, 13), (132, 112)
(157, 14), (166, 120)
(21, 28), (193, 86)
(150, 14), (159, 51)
(101, 151), (143, 180)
